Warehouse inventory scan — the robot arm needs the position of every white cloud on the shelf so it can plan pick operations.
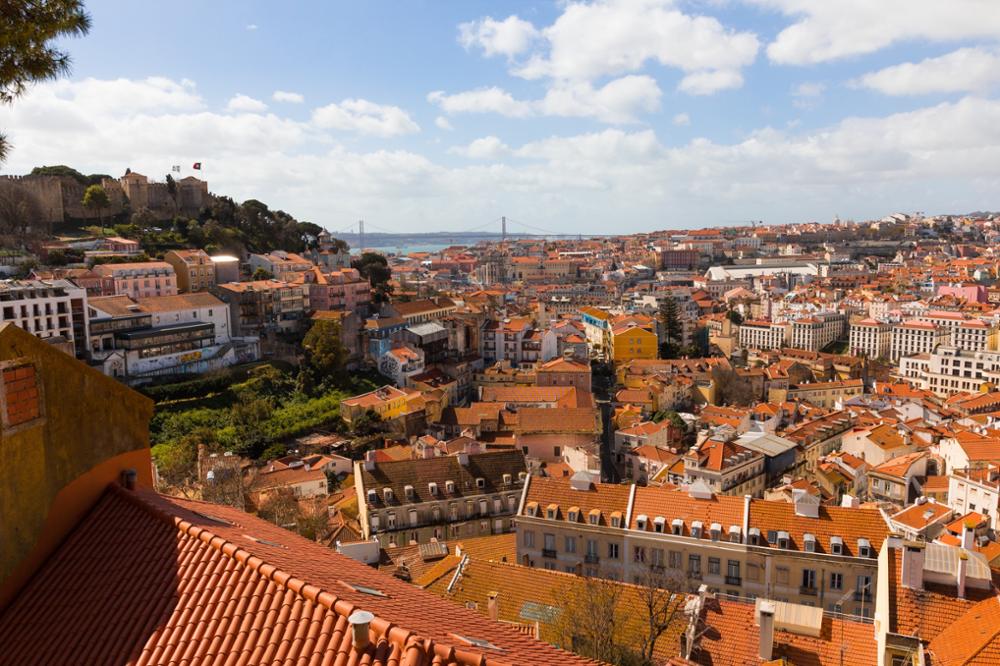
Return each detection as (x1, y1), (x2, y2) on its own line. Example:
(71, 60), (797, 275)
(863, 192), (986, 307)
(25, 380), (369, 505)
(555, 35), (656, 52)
(791, 81), (825, 109)
(311, 98), (419, 137)
(430, 76), (661, 124)
(434, 116), (454, 130)
(5, 76), (1000, 234)
(509, 0), (758, 92)
(428, 87), (533, 118)
(678, 69), (744, 95)
(458, 15), (539, 58)
(856, 47), (1000, 96)
(226, 93), (268, 113)
(246, 23), (258, 31)
(272, 90), (305, 103)
(673, 112), (691, 126)
(449, 135), (510, 159)
(749, 0), (1000, 65)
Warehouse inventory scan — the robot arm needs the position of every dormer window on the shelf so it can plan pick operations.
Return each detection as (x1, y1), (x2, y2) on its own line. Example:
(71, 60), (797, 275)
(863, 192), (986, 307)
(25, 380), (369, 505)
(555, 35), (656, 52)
(691, 521), (703, 539)
(446, 480), (456, 494)
(748, 527), (761, 546)
(404, 484), (415, 501)
(476, 477), (486, 490)
(804, 533), (816, 553)
(383, 488), (394, 503)
(526, 501), (539, 517)
(367, 489), (378, 504)
(428, 482), (438, 496)
(589, 509), (601, 525)
(858, 538), (872, 558)
(503, 473), (512, 485)
(636, 514), (648, 531)
(767, 530), (778, 546)
(710, 523), (721, 541)
(728, 525), (742, 543)
(518, 471), (527, 482)
(831, 536), (844, 556)
(610, 511), (622, 528)
(777, 531), (790, 550)
(546, 503), (559, 520)
(653, 516), (666, 533)
(671, 518), (683, 535)
(568, 507), (579, 522)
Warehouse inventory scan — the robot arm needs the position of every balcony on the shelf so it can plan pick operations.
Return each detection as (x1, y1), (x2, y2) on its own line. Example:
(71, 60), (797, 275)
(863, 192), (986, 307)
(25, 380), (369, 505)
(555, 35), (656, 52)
(725, 576), (742, 586)
(542, 549), (557, 559)
(584, 554), (600, 564)
(800, 586), (818, 596)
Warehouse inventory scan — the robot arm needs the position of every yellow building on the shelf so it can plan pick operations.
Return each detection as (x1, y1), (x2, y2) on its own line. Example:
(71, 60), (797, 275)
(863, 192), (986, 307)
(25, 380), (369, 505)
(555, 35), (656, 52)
(611, 323), (658, 363)
(340, 385), (410, 424)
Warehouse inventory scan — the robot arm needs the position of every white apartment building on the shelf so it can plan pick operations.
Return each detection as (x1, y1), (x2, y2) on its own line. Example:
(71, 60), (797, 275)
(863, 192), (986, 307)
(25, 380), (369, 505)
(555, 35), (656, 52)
(849, 319), (892, 359)
(739, 320), (788, 351)
(0, 279), (89, 357)
(904, 346), (1000, 396)
(94, 262), (177, 299)
(890, 321), (949, 361)
(914, 311), (995, 352)
(949, 467), (1000, 529)
(788, 312), (846, 352)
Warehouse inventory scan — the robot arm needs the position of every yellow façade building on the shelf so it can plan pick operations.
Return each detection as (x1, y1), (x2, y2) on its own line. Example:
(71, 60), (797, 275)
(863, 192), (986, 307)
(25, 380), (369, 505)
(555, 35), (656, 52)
(611, 323), (658, 363)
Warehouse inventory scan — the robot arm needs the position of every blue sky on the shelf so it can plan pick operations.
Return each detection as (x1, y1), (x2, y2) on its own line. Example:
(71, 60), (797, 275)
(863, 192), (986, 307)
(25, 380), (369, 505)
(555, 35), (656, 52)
(4, 0), (1000, 234)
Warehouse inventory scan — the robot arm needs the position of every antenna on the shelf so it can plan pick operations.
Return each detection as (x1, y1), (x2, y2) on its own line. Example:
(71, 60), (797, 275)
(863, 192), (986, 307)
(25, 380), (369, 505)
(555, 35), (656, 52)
(501, 215), (507, 243)
(358, 219), (365, 254)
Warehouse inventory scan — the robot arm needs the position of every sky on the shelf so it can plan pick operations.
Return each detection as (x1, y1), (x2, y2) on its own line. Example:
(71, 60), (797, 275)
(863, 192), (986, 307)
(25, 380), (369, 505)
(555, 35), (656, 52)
(3, 0), (1000, 235)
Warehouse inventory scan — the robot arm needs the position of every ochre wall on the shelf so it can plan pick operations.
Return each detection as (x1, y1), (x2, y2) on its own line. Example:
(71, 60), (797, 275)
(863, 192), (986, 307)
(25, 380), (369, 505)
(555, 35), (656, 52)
(0, 324), (153, 607)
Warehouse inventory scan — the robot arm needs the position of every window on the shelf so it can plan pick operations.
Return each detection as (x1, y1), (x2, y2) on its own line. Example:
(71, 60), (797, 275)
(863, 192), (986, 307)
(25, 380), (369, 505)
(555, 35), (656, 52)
(689, 554), (701, 575)
(830, 572), (843, 590)
(857, 575), (872, 596)
(565, 536), (576, 553)
(409, 509), (418, 526)
(669, 550), (682, 569)
(708, 558), (720, 575)
(587, 539), (598, 557)
(727, 560), (740, 581)
(608, 543), (620, 560)
(553, 446), (561, 457)
(386, 512), (397, 529)
(544, 533), (556, 551)
(523, 530), (535, 548)
(652, 548), (664, 567)
(633, 546), (646, 563)
(802, 569), (816, 590)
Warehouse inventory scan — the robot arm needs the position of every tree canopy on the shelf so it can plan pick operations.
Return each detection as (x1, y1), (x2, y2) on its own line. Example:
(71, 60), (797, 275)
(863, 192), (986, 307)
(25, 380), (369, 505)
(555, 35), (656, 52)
(352, 252), (393, 303)
(1, 0), (91, 160)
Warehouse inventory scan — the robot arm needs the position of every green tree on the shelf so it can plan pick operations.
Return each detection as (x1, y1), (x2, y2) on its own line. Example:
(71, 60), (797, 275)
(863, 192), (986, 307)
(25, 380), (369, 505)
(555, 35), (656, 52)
(298, 318), (347, 394)
(252, 267), (274, 281)
(0, 0), (91, 161)
(231, 397), (273, 459)
(658, 295), (682, 359)
(165, 173), (177, 210)
(81, 183), (110, 227)
(0, 179), (44, 237)
(726, 309), (744, 325)
(352, 252), (393, 303)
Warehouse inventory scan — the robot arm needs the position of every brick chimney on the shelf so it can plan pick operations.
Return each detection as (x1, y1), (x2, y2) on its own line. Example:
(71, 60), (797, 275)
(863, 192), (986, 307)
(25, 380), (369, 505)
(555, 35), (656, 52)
(901, 542), (925, 590)
(487, 592), (499, 622)
(957, 550), (968, 599)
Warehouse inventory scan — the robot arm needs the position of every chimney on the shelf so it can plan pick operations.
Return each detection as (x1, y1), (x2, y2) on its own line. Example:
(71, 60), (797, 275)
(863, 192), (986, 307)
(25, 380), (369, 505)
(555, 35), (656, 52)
(119, 468), (137, 491)
(962, 522), (975, 550)
(349, 610), (374, 651)
(364, 450), (376, 471)
(958, 551), (969, 599)
(757, 600), (776, 662)
(458, 452), (469, 466)
(487, 592), (499, 622)
(901, 542), (925, 590)
(422, 445), (435, 459)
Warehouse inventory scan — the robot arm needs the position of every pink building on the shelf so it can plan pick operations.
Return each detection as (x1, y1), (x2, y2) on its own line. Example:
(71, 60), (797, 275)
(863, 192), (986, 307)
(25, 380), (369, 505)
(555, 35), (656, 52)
(937, 284), (988, 304)
(301, 267), (372, 313)
(94, 261), (177, 299)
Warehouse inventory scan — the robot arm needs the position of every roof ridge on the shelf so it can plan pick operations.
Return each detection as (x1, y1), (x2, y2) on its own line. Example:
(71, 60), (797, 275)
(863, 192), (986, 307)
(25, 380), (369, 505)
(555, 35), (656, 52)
(110, 485), (502, 666)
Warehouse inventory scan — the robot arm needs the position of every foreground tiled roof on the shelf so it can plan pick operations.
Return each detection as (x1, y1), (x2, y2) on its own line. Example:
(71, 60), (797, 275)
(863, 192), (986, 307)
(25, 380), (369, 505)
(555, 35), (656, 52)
(927, 595), (1000, 665)
(0, 485), (591, 666)
(686, 597), (877, 666)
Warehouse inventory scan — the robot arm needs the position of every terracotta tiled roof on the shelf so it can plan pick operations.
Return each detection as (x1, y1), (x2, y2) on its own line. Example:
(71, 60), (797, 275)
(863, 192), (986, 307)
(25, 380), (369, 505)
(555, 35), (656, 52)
(630, 486), (745, 533)
(523, 476), (630, 528)
(747, 499), (888, 556)
(891, 501), (953, 530)
(0, 485), (587, 665)
(687, 597), (877, 666)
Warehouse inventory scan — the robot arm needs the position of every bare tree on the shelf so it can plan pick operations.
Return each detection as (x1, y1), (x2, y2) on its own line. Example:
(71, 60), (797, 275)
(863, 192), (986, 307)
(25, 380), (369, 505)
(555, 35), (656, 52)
(550, 573), (644, 665)
(711, 365), (755, 406)
(634, 563), (687, 663)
